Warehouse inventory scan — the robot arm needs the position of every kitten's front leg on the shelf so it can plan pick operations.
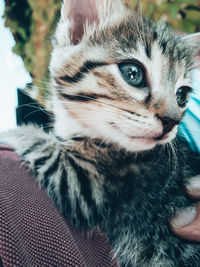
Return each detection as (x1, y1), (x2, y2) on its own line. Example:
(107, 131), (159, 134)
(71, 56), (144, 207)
(171, 175), (200, 242)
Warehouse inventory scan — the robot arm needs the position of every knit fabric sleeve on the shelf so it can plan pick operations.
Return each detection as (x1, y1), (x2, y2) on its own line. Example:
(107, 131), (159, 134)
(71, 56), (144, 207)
(0, 144), (119, 267)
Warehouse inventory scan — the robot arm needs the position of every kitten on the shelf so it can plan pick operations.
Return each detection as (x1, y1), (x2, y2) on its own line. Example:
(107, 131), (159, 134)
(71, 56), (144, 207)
(1, 0), (200, 266)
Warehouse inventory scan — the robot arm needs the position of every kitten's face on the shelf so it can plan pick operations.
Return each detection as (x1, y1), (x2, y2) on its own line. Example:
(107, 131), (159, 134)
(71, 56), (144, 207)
(50, 0), (198, 152)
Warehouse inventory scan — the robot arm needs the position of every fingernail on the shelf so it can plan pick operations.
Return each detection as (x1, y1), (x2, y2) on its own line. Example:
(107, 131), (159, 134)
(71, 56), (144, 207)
(186, 175), (200, 193)
(171, 206), (197, 229)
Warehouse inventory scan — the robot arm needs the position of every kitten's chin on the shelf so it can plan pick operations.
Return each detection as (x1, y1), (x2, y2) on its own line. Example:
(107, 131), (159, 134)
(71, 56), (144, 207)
(120, 136), (159, 152)
(122, 126), (178, 152)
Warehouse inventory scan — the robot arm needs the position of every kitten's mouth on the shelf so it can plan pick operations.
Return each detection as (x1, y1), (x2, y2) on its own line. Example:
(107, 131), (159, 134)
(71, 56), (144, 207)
(154, 133), (169, 141)
(130, 134), (168, 141)
(129, 133), (169, 144)
(130, 136), (157, 144)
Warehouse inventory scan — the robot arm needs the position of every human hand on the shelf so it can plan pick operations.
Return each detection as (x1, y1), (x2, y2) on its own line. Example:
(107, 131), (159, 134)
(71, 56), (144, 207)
(170, 175), (200, 242)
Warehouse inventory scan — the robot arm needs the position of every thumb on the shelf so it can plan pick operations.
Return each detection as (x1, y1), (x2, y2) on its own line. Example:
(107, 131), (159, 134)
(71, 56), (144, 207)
(170, 203), (200, 242)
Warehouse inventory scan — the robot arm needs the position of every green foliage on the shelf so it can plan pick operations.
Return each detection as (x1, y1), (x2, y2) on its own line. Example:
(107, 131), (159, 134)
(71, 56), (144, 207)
(3, 0), (60, 103)
(127, 0), (200, 33)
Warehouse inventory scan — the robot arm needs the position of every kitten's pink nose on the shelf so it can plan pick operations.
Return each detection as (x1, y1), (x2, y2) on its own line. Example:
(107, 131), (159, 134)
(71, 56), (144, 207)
(157, 115), (180, 136)
(153, 98), (182, 137)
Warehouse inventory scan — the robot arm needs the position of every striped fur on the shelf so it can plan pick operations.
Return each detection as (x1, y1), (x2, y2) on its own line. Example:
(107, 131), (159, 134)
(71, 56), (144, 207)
(1, 125), (200, 266)
(0, 126), (108, 229)
(1, 0), (200, 266)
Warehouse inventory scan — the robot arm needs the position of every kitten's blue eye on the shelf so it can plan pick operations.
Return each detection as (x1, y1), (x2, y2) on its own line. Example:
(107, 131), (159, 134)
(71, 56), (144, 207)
(176, 86), (191, 107)
(118, 63), (145, 88)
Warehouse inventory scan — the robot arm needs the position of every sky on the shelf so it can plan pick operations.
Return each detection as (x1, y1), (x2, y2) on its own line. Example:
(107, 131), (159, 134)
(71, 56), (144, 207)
(0, 1), (32, 133)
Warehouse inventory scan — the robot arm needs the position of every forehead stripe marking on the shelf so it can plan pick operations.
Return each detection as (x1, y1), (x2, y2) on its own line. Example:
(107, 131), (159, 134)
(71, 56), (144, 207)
(58, 61), (107, 84)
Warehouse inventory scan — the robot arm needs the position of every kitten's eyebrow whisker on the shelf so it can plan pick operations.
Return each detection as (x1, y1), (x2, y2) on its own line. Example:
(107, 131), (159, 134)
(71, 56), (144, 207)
(138, 0), (146, 47)
(127, 5), (144, 47)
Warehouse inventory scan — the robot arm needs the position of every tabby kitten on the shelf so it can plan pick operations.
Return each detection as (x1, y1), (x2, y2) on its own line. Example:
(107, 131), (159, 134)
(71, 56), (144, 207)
(1, 0), (200, 266)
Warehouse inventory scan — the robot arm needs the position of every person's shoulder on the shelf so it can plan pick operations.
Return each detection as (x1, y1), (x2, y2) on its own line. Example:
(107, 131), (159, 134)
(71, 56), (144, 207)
(0, 144), (20, 164)
(0, 125), (56, 162)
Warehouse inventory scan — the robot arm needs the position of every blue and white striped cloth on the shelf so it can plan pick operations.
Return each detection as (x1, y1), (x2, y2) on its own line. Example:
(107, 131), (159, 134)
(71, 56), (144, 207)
(179, 71), (200, 153)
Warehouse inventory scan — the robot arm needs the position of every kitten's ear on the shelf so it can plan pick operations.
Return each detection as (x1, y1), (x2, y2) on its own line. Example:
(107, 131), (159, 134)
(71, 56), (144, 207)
(61, 0), (99, 45)
(60, 0), (125, 45)
(183, 33), (200, 69)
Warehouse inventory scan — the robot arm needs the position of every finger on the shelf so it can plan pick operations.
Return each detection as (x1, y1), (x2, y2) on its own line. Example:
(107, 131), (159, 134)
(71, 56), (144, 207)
(185, 175), (200, 199)
(170, 203), (200, 242)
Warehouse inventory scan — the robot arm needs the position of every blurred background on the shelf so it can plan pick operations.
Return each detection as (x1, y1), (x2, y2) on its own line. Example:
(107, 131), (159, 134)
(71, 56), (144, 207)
(0, 0), (200, 132)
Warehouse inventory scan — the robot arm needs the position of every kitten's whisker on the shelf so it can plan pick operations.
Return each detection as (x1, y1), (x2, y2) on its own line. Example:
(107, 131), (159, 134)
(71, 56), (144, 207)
(42, 124), (54, 130)
(65, 104), (122, 116)
(64, 108), (146, 127)
(169, 142), (178, 175)
(17, 103), (53, 117)
(63, 105), (120, 117)
(127, 4), (144, 47)
(17, 103), (44, 109)
(32, 78), (52, 87)
(156, 144), (178, 197)
(172, 138), (192, 169)
(138, 0), (146, 47)
(95, 136), (107, 152)
(22, 107), (53, 120)
(139, 146), (163, 179)
(62, 93), (138, 113)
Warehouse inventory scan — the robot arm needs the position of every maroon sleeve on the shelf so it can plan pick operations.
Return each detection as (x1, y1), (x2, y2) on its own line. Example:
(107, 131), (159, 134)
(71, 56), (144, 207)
(0, 145), (119, 267)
